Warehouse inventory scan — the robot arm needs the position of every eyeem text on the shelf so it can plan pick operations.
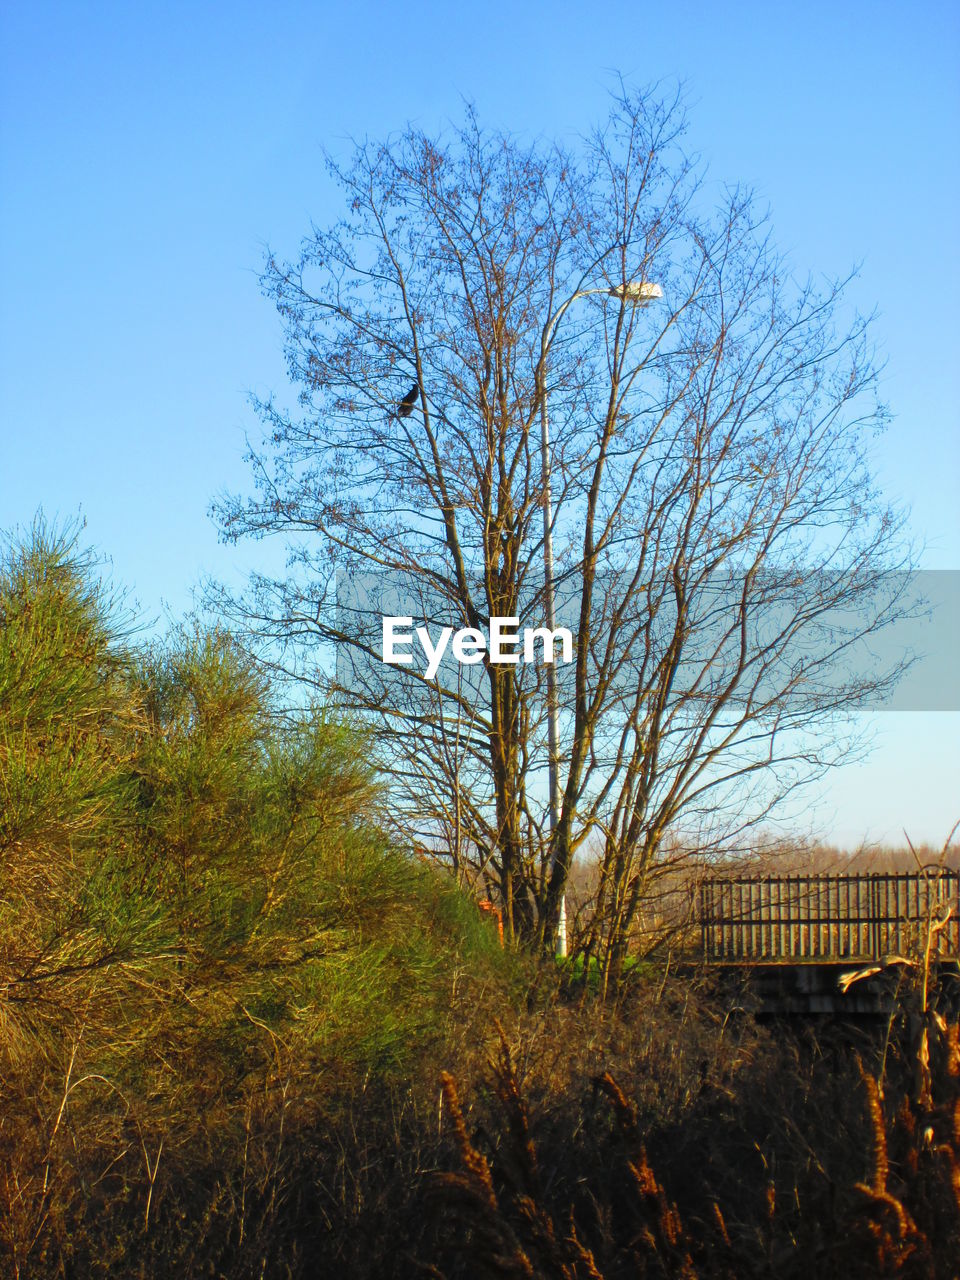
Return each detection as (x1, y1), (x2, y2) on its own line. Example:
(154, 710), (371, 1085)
(382, 616), (574, 679)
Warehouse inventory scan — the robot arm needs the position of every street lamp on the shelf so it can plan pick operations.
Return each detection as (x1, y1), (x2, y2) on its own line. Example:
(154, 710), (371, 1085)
(538, 279), (663, 956)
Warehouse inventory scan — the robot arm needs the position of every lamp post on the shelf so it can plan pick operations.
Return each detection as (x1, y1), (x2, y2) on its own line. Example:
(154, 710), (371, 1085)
(538, 280), (663, 957)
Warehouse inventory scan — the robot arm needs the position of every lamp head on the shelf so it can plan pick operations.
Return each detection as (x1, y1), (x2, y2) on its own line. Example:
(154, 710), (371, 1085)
(609, 281), (663, 306)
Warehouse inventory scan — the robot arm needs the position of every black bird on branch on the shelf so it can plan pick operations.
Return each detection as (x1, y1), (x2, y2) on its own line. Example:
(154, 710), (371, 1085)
(397, 381), (419, 419)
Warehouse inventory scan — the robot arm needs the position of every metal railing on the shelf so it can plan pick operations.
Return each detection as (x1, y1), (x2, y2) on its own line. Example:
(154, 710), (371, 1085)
(699, 870), (960, 962)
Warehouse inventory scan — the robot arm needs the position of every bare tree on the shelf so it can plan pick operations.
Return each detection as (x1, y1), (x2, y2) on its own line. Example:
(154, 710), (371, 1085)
(215, 87), (914, 958)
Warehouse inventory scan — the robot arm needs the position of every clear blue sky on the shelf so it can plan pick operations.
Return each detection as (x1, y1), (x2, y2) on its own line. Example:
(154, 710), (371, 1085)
(1, 1), (957, 847)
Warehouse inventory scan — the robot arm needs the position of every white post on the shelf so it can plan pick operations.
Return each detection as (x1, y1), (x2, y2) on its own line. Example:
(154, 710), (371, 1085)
(538, 280), (662, 959)
(539, 378), (565, 955)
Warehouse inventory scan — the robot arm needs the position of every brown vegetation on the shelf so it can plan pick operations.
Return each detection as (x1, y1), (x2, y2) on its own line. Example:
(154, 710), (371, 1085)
(429, 990), (960, 1279)
(1, 523), (956, 1278)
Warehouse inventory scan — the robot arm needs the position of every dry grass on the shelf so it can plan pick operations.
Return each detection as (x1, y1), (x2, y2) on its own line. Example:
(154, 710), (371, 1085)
(429, 997), (960, 1280)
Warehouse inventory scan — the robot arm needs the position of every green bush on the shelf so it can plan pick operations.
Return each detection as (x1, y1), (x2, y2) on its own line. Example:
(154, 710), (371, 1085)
(0, 521), (512, 1277)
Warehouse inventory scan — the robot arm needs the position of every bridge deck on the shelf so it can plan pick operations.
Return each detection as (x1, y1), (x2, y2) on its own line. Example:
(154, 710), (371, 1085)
(699, 870), (959, 963)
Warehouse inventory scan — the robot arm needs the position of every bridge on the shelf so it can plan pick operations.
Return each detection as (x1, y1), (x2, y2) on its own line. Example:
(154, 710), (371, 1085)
(697, 869), (959, 1015)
